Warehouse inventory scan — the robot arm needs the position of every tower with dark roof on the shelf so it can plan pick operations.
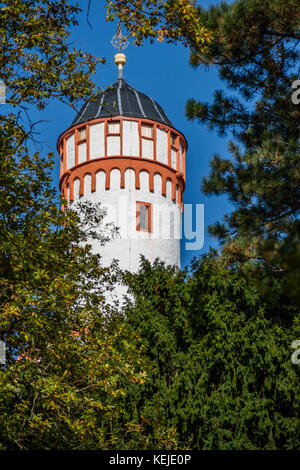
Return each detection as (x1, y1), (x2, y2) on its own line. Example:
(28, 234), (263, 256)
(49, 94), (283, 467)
(57, 50), (187, 280)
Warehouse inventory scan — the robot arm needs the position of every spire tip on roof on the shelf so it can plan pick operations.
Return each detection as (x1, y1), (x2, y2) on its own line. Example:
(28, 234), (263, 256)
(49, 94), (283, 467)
(111, 22), (129, 80)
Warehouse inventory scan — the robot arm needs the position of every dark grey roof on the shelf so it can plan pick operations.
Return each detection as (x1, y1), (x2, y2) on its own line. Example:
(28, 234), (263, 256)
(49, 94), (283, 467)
(71, 78), (173, 128)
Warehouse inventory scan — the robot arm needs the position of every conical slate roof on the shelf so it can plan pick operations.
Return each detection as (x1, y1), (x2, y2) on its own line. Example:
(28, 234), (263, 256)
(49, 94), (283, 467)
(71, 78), (173, 128)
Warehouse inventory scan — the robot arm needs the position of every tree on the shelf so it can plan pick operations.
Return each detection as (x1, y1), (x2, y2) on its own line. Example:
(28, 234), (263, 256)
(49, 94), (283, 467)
(123, 257), (300, 449)
(105, 0), (212, 50)
(184, 0), (300, 301)
(0, 0), (103, 115)
(0, 1), (152, 450)
(0, 118), (153, 450)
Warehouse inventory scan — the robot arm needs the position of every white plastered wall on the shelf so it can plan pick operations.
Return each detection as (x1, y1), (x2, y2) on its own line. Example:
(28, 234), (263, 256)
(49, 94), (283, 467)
(83, 168), (181, 273)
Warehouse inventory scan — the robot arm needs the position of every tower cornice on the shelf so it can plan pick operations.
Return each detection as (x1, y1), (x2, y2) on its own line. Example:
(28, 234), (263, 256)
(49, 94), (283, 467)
(59, 155), (185, 209)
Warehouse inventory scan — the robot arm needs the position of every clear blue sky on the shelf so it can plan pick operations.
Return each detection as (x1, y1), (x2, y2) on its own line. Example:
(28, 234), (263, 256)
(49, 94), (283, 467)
(27, 0), (233, 268)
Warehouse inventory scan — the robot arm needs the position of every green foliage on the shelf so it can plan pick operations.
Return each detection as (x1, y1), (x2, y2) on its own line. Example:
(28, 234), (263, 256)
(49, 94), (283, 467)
(0, 117), (152, 450)
(123, 257), (300, 449)
(178, 0), (300, 303)
(105, 0), (212, 50)
(0, 1), (150, 450)
(0, 0), (103, 113)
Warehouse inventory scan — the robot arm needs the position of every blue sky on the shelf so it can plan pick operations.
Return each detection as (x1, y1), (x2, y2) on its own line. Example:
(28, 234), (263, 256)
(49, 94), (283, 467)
(24, 0), (233, 268)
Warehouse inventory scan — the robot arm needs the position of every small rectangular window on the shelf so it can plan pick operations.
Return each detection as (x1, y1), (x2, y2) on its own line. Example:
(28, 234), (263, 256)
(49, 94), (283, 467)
(171, 133), (177, 146)
(108, 121), (120, 134)
(136, 202), (151, 232)
(141, 124), (153, 139)
(78, 127), (86, 141)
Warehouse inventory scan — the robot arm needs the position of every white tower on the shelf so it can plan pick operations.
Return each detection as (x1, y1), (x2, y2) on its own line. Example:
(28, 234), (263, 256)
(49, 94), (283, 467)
(57, 48), (187, 273)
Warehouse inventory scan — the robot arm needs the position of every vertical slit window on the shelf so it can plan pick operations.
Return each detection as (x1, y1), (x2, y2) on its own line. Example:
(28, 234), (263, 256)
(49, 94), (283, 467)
(78, 126), (86, 142)
(171, 133), (177, 147)
(136, 202), (151, 232)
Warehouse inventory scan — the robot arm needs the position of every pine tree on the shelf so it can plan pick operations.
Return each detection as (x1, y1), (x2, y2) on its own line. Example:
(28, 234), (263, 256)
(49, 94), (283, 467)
(184, 0), (300, 302)
(123, 257), (300, 449)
